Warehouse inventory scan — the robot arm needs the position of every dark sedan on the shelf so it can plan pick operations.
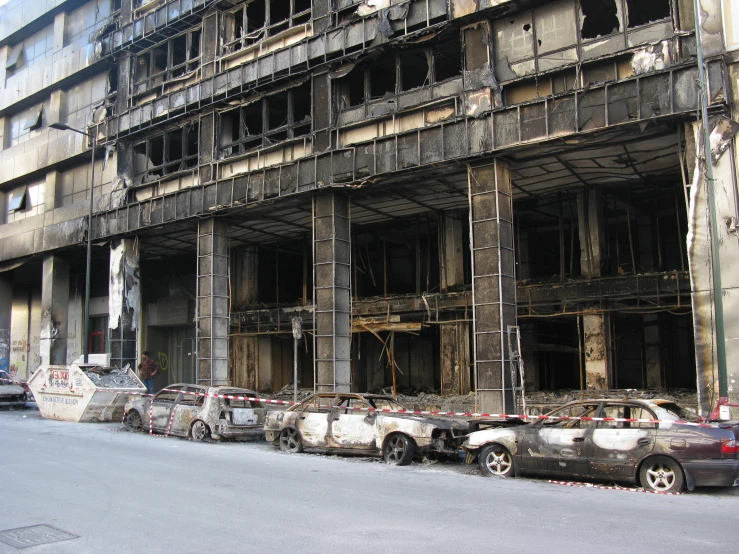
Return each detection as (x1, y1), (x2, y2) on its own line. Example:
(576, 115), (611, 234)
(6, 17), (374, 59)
(461, 399), (739, 492)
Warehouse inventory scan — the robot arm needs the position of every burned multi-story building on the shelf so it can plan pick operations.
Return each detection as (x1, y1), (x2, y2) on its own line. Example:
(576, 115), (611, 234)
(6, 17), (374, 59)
(0, 0), (738, 415)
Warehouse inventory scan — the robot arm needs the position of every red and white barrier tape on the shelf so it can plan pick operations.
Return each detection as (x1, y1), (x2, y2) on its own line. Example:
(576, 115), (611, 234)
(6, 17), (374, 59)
(549, 480), (683, 496)
(157, 388), (721, 429)
(164, 405), (178, 437)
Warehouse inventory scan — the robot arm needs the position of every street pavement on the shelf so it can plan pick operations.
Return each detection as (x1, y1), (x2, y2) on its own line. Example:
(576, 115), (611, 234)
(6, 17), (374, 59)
(1, 407), (737, 553)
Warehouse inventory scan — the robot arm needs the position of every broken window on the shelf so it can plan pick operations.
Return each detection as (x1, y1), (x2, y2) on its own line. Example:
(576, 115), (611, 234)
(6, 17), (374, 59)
(132, 123), (200, 184)
(131, 28), (202, 95)
(465, 25), (490, 71)
(218, 81), (312, 159)
(579, 0), (621, 40)
(625, 0), (670, 28)
(335, 35), (463, 112)
(7, 186), (27, 213)
(222, 0), (312, 55)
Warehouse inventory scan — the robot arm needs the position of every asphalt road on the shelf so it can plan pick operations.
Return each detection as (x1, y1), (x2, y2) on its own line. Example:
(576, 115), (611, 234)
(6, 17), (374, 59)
(1, 408), (737, 554)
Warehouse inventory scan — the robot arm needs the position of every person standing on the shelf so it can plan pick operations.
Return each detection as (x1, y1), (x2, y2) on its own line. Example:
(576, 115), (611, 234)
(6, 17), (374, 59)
(138, 351), (160, 395)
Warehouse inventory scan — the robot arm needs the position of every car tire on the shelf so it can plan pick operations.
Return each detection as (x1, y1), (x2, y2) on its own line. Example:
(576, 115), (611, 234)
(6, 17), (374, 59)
(639, 456), (685, 493)
(190, 420), (210, 442)
(124, 411), (143, 433)
(279, 428), (303, 453)
(383, 433), (415, 466)
(478, 444), (515, 477)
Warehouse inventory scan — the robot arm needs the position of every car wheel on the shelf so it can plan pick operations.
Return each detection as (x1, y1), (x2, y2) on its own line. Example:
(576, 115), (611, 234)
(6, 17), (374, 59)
(190, 420), (210, 442)
(124, 411), (143, 433)
(479, 444), (515, 477)
(279, 428), (303, 453)
(639, 456), (684, 493)
(383, 434), (415, 466)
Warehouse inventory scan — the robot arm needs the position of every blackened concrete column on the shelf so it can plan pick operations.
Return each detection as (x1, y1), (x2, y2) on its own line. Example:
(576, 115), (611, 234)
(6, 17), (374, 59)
(40, 255), (70, 366)
(197, 219), (230, 386)
(313, 192), (351, 393)
(231, 246), (258, 389)
(468, 161), (517, 414)
(0, 274), (11, 375)
(109, 239), (140, 369)
(583, 312), (610, 390)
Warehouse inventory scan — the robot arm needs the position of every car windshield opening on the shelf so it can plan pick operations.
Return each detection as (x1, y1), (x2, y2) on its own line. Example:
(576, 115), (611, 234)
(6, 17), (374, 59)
(368, 397), (407, 411)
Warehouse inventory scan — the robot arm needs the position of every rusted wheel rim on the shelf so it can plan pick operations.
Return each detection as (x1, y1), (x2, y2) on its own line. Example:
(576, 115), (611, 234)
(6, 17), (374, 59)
(646, 463), (675, 491)
(125, 412), (142, 432)
(280, 428), (301, 452)
(191, 421), (207, 441)
(386, 436), (406, 463)
(484, 449), (512, 475)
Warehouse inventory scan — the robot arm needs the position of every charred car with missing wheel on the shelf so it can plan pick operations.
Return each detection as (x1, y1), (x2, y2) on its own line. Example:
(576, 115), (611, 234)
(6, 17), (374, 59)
(461, 399), (739, 493)
(265, 393), (469, 465)
(123, 384), (266, 441)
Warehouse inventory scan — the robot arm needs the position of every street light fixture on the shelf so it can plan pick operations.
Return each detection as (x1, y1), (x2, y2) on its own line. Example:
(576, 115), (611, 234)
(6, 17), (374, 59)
(50, 122), (96, 365)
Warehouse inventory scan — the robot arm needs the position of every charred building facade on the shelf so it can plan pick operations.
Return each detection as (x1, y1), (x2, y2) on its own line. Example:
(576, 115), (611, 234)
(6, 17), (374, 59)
(1, 0), (738, 415)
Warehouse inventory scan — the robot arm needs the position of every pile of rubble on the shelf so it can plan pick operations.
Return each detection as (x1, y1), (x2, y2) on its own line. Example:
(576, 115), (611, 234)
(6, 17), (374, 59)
(83, 367), (141, 389)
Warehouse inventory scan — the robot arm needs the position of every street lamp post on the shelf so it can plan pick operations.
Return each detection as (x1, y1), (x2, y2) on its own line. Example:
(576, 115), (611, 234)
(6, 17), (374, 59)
(50, 122), (96, 365)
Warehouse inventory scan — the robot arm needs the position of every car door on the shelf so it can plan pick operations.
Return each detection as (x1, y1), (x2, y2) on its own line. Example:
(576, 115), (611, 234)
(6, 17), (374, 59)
(329, 396), (377, 449)
(149, 386), (182, 431)
(168, 386), (205, 436)
(518, 402), (599, 478)
(589, 403), (656, 479)
(295, 394), (335, 448)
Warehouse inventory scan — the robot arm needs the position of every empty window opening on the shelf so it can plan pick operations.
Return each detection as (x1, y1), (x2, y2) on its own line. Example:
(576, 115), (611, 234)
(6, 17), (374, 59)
(131, 29), (202, 95)
(133, 124), (200, 184)
(268, 91), (289, 130)
(580, 0), (620, 40)
(108, 68), (119, 95)
(270, 0), (290, 27)
(172, 35), (187, 76)
(370, 56), (397, 100)
(336, 35), (466, 112)
(218, 82), (312, 159)
(625, 0), (670, 28)
(336, 66), (365, 109)
(223, 0), (311, 55)
(433, 37), (462, 83)
(464, 26), (488, 71)
(400, 50), (429, 91)
(247, 0), (266, 32)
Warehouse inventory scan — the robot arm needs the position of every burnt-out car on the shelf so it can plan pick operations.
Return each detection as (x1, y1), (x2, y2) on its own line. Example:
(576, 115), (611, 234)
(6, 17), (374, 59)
(265, 393), (469, 465)
(0, 370), (26, 409)
(123, 384), (266, 441)
(462, 399), (739, 492)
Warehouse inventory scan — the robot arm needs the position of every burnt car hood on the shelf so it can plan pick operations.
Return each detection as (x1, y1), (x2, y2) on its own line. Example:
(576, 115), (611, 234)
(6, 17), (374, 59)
(383, 413), (471, 431)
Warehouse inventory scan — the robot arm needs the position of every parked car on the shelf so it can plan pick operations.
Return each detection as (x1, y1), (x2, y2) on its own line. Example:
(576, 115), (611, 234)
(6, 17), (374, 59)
(0, 370), (26, 409)
(123, 384), (266, 441)
(265, 392), (469, 465)
(462, 399), (739, 492)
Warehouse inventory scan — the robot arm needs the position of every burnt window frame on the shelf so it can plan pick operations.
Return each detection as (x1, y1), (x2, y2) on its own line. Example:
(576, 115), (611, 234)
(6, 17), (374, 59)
(132, 123), (200, 185)
(492, 0), (674, 87)
(131, 28), (202, 96)
(221, 0), (313, 56)
(334, 35), (462, 113)
(217, 81), (313, 159)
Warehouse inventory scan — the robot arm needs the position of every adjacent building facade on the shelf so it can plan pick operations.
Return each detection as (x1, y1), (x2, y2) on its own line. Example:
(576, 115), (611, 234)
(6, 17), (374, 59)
(1, 0), (738, 415)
